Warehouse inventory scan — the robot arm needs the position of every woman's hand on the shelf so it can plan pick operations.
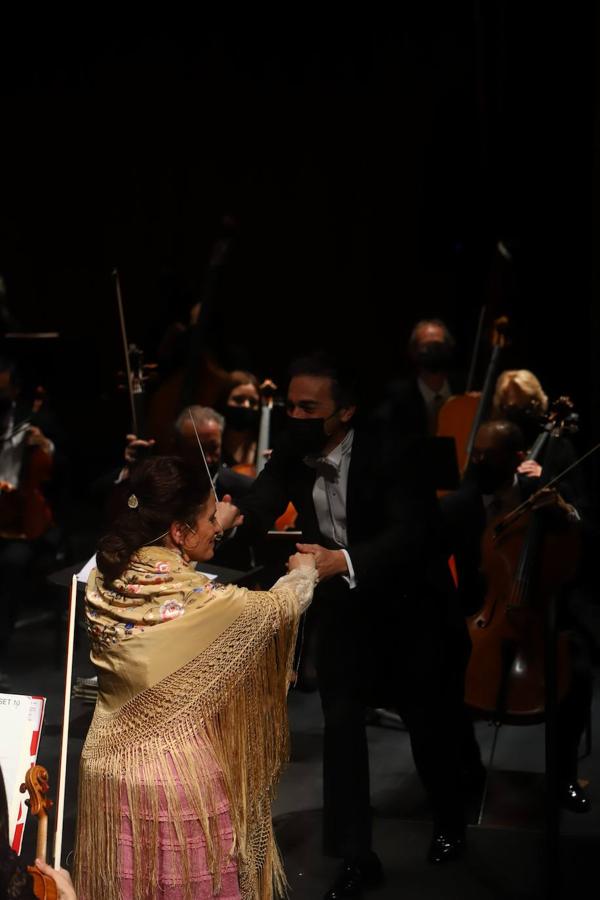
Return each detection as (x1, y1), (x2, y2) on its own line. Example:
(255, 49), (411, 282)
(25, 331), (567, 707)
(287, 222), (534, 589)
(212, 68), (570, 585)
(35, 860), (77, 900)
(287, 551), (316, 572)
(295, 544), (348, 582)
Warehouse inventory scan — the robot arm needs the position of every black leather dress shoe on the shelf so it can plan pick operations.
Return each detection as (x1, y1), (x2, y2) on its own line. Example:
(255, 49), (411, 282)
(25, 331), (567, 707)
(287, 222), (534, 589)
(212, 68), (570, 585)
(323, 855), (384, 899)
(560, 781), (591, 813)
(427, 829), (466, 864)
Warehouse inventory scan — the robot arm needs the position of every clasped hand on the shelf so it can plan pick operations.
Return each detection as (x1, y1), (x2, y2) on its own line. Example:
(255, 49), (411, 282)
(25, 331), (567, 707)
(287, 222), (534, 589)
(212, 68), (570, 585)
(295, 543), (348, 582)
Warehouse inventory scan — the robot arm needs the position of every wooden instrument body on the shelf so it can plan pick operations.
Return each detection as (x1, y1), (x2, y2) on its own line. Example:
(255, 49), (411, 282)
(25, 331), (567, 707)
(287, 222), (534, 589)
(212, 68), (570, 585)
(465, 507), (579, 721)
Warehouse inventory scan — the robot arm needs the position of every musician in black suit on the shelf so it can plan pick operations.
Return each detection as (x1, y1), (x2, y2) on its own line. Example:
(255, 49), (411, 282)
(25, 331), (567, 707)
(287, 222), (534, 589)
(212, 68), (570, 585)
(377, 319), (464, 438)
(219, 354), (470, 898)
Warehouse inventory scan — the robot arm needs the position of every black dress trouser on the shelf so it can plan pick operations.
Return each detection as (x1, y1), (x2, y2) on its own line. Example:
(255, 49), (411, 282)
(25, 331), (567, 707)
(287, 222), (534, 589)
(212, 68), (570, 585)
(314, 576), (469, 860)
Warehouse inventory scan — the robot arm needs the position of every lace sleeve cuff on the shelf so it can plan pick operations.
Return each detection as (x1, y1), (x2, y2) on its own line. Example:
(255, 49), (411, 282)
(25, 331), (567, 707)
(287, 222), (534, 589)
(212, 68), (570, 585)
(271, 566), (318, 616)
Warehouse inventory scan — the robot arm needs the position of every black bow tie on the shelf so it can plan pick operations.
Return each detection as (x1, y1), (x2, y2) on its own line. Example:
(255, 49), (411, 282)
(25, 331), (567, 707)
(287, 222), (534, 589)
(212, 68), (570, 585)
(303, 455), (340, 482)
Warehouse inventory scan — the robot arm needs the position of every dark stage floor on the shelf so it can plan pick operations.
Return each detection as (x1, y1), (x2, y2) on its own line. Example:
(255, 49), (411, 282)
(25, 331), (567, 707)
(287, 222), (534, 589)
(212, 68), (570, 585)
(6, 585), (600, 900)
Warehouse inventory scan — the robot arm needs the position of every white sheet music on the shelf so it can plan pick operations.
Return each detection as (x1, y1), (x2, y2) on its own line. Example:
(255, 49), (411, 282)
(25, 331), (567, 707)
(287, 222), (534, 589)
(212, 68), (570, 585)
(77, 555), (97, 583)
(0, 694), (46, 852)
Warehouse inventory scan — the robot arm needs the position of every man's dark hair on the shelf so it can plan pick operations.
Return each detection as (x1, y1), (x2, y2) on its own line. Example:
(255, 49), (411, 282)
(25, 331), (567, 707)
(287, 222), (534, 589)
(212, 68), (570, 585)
(287, 352), (359, 408)
(486, 419), (526, 455)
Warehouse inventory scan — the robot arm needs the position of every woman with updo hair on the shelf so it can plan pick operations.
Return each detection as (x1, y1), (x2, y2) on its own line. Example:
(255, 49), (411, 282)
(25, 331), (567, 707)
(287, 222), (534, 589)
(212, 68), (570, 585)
(74, 456), (316, 900)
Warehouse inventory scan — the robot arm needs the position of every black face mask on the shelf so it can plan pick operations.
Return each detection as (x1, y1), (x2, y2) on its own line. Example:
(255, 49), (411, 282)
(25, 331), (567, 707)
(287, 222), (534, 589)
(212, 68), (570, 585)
(286, 416), (330, 456)
(414, 341), (454, 373)
(500, 405), (541, 442)
(470, 460), (510, 495)
(225, 405), (260, 432)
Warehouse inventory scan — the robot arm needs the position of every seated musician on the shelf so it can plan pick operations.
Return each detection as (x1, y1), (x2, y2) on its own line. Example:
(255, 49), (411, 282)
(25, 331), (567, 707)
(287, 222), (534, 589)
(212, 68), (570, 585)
(123, 405), (254, 503)
(491, 369), (583, 498)
(441, 419), (591, 812)
(0, 358), (64, 686)
(217, 370), (262, 469)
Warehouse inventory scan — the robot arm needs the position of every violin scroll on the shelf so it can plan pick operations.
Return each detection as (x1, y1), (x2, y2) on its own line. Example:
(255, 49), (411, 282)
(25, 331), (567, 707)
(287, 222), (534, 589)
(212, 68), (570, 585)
(20, 765), (54, 820)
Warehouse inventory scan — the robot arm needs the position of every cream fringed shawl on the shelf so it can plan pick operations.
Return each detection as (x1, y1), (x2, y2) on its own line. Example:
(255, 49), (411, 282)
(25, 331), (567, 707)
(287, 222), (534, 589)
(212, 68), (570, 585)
(74, 546), (315, 900)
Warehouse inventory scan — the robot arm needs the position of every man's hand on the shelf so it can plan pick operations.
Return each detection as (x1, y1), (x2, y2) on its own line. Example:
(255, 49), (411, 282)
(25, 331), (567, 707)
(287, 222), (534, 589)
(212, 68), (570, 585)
(26, 426), (52, 454)
(296, 543), (348, 582)
(124, 433), (156, 464)
(0, 480), (16, 493)
(518, 459), (542, 478)
(531, 487), (576, 519)
(217, 494), (244, 531)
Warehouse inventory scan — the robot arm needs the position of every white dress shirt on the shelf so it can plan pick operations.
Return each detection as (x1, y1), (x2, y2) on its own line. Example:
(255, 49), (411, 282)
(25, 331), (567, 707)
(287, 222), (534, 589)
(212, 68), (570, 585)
(306, 428), (357, 589)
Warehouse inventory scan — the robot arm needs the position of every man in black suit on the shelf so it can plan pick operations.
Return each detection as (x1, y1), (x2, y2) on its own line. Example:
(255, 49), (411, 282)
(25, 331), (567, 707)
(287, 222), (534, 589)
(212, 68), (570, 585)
(378, 318), (463, 438)
(219, 354), (470, 898)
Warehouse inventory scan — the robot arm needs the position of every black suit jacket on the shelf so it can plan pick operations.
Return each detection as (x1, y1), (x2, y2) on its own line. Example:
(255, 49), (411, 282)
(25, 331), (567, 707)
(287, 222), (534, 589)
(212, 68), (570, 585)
(238, 427), (454, 602)
(375, 372), (466, 439)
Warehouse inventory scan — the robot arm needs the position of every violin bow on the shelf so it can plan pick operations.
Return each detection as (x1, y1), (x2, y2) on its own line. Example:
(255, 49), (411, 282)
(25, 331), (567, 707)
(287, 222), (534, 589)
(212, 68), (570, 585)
(187, 408), (219, 505)
(494, 439), (600, 537)
(113, 269), (139, 436)
(52, 574), (78, 868)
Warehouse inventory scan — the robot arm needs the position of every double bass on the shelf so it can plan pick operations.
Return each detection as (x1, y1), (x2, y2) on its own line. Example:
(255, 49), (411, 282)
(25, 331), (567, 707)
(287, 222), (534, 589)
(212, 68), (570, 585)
(437, 315), (509, 477)
(464, 399), (580, 721)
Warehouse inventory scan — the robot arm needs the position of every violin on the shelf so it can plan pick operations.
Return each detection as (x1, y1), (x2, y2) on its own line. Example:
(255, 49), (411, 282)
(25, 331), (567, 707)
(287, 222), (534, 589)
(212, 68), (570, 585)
(464, 398), (580, 721)
(20, 766), (57, 900)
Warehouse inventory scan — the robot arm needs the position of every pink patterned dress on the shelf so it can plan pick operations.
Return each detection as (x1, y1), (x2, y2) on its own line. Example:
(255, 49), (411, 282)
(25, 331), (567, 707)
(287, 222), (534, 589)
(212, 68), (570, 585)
(119, 733), (241, 899)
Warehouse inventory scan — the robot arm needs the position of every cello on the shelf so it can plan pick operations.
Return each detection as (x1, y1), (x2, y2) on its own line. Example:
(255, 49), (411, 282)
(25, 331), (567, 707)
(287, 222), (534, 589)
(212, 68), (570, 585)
(464, 399), (580, 721)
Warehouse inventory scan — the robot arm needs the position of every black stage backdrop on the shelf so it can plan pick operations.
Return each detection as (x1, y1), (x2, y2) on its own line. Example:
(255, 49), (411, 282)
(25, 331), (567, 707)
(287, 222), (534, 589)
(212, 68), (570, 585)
(0, 7), (595, 487)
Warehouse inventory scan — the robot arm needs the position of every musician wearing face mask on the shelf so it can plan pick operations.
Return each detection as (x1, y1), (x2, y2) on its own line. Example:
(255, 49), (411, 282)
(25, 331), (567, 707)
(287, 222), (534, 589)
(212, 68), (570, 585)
(218, 370), (262, 469)
(491, 370), (585, 513)
(440, 420), (592, 814)
(217, 353), (470, 897)
(376, 319), (463, 439)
